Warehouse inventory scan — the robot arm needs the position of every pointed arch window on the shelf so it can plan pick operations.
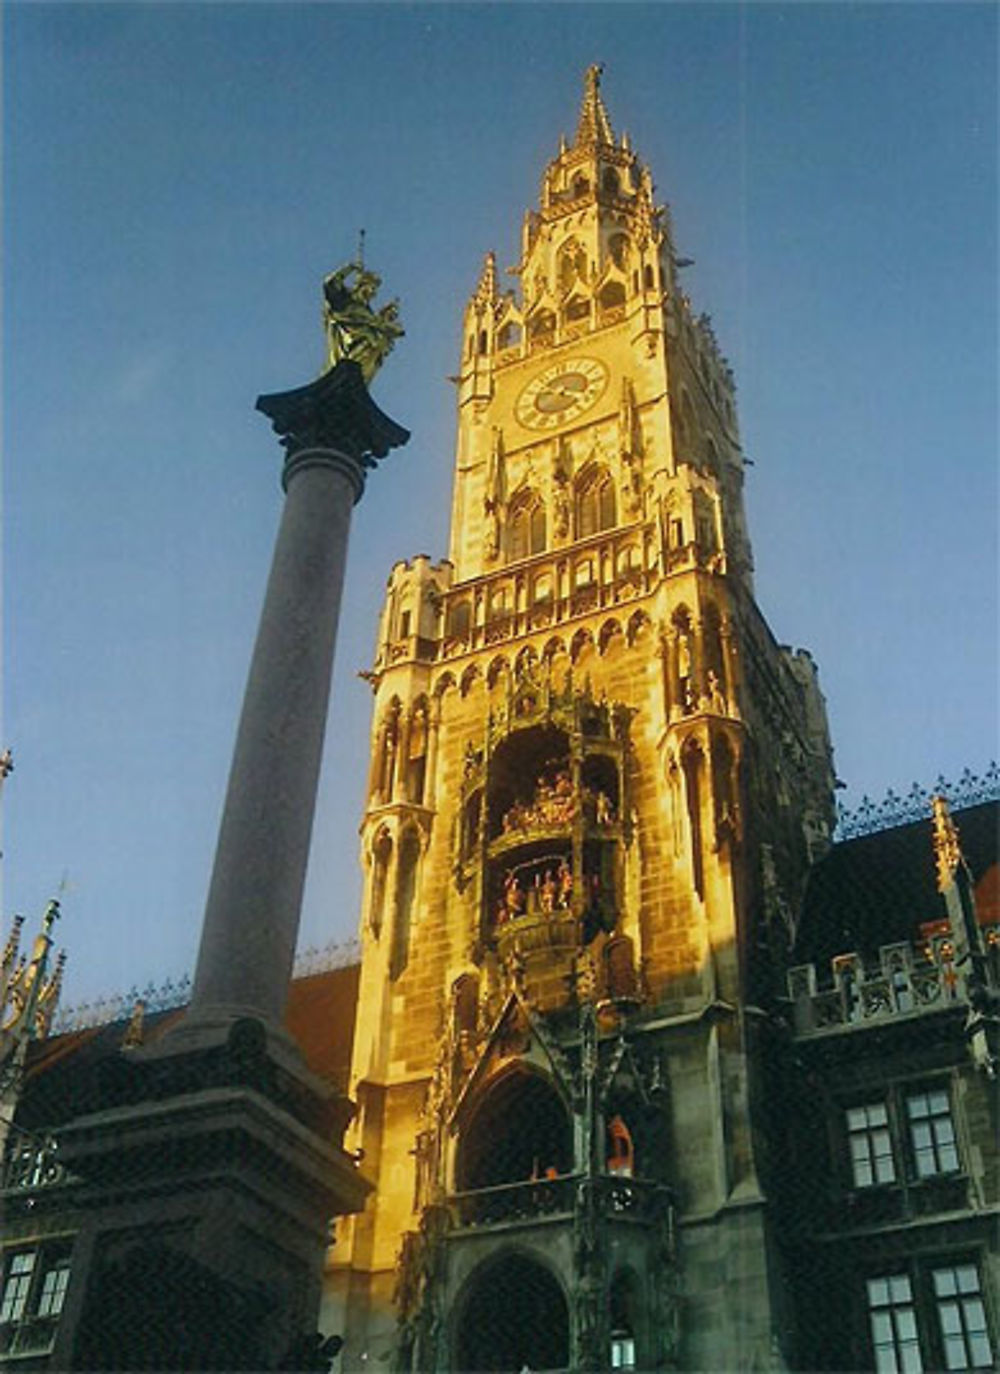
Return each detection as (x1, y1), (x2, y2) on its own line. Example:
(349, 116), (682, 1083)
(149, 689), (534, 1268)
(599, 281), (626, 313)
(507, 494), (546, 562)
(694, 491), (718, 555)
(576, 469), (617, 539)
(564, 295), (591, 324)
(609, 1269), (640, 1371)
(682, 740), (706, 900)
(527, 310), (555, 341)
(608, 233), (630, 271)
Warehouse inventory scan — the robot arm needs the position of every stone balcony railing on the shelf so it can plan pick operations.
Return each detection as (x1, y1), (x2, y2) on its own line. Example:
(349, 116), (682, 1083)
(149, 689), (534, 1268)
(440, 525), (658, 661)
(492, 304), (634, 372)
(786, 941), (964, 1036)
(448, 1172), (673, 1232)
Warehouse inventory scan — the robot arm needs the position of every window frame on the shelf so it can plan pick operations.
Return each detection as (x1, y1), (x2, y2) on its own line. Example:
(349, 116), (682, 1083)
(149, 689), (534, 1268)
(860, 1256), (995, 1374)
(905, 1087), (960, 1180)
(866, 1271), (923, 1373)
(0, 1242), (73, 1358)
(846, 1100), (897, 1189)
(841, 1079), (964, 1194)
(932, 1263), (994, 1371)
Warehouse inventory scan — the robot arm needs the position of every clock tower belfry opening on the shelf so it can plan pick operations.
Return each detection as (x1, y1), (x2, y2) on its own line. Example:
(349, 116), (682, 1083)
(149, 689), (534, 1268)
(332, 68), (835, 1373)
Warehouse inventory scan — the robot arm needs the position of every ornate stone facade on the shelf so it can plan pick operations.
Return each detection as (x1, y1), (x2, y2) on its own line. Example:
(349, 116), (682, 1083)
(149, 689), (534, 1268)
(329, 69), (836, 1372)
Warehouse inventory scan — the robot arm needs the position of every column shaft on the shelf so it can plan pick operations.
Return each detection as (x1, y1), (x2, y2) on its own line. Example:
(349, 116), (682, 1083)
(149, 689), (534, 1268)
(190, 449), (361, 1026)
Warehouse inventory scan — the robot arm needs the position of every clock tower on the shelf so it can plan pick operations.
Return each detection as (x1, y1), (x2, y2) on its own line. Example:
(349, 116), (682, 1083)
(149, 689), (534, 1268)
(331, 67), (835, 1372)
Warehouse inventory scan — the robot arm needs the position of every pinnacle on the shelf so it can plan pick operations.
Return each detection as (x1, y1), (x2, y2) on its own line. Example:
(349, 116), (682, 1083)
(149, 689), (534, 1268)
(574, 63), (614, 148)
(475, 251), (499, 303)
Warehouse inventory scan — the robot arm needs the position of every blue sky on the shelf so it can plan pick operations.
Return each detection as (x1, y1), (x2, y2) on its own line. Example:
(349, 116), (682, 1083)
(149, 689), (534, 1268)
(3, 2), (996, 1008)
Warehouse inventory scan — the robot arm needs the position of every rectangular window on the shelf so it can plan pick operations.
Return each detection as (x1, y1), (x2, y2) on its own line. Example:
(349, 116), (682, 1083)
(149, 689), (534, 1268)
(906, 1089), (959, 1178)
(0, 1252), (36, 1324)
(847, 1103), (896, 1187)
(867, 1274), (922, 1373)
(933, 1265), (994, 1370)
(36, 1257), (70, 1319)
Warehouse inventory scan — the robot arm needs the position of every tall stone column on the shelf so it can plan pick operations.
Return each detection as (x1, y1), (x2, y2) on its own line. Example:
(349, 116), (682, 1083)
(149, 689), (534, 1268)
(51, 270), (406, 1373)
(175, 357), (409, 1049)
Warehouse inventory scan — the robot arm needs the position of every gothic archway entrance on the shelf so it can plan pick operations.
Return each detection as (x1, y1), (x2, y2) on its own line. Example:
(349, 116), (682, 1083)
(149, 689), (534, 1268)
(454, 1252), (569, 1372)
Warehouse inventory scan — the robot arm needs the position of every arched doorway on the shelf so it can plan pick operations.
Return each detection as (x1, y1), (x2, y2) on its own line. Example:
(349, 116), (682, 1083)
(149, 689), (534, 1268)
(454, 1252), (569, 1372)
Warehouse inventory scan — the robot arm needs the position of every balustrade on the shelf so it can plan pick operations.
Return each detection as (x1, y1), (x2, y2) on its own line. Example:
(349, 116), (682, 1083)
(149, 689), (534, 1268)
(787, 940), (964, 1035)
(441, 526), (656, 660)
(448, 1172), (672, 1231)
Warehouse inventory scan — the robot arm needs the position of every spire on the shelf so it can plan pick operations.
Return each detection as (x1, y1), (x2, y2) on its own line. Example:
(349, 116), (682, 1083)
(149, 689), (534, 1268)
(474, 251), (498, 305)
(574, 63), (614, 148)
(931, 794), (964, 892)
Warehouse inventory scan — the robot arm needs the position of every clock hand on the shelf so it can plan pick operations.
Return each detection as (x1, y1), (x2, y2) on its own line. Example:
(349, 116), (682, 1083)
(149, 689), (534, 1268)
(543, 379), (586, 400)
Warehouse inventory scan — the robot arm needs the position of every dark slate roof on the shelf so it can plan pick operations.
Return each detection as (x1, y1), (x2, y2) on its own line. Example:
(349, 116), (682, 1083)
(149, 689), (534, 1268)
(795, 800), (999, 968)
(17, 962), (361, 1132)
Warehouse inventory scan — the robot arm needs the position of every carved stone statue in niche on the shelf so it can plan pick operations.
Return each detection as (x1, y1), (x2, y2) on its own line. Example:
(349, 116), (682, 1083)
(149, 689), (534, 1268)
(484, 427), (506, 561)
(706, 669), (727, 715)
(618, 377), (644, 516)
(552, 439), (572, 540)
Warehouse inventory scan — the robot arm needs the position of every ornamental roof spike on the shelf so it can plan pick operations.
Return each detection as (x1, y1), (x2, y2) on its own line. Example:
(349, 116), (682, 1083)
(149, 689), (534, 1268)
(474, 251), (499, 305)
(2, 914), (24, 987)
(835, 762), (998, 840)
(931, 794), (965, 893)
(574, 63), (614, 149)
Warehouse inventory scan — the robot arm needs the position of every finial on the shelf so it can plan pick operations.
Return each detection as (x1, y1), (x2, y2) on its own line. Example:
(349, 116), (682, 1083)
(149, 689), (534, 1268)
(122, 997), (146, 1050)
(931, 794), (964, 892)
(475, 251), (498, 305)
(357, 228), (366, 268)
(575, 63), (614, 148)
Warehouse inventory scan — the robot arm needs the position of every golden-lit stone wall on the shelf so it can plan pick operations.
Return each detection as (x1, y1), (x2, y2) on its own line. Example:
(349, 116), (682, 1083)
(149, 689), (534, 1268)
(336, 70), (835, 1369)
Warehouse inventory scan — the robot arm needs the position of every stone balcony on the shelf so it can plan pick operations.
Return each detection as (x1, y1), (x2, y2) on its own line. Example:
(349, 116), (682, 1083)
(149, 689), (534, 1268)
(447, 1172), (673, 1235)
(785, 939), (964, 1037)
(440, 524), (659, 661)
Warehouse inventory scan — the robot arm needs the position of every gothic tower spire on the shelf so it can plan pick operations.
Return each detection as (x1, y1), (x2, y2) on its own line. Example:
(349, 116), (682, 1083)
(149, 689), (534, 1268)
(574, 62), (614, 148)
(338, 70), (836, 1374)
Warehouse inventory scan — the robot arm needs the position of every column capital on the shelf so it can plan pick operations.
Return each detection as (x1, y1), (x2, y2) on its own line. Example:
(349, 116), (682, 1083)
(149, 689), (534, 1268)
(256, 358), (409, 500)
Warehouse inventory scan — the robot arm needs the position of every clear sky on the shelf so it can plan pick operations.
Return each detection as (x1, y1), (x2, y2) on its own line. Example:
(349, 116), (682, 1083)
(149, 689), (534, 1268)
(3, 2), (996, 1009)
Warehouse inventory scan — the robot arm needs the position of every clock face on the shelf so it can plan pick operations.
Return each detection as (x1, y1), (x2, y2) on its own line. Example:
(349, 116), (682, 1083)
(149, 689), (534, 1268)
(514, 357), (608, 431)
